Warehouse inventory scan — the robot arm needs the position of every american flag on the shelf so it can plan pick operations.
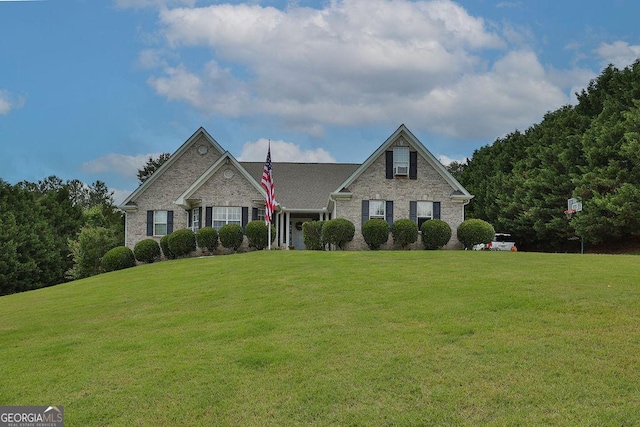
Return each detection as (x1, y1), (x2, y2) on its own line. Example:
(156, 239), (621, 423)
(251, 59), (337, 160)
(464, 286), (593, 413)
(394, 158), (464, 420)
(261, 144), (276, 225)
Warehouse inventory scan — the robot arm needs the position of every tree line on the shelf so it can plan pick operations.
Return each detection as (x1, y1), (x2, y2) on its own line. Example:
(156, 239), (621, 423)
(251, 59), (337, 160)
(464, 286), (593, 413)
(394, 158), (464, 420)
(0, 176), (123, 295)
(452, 60), (640, 251)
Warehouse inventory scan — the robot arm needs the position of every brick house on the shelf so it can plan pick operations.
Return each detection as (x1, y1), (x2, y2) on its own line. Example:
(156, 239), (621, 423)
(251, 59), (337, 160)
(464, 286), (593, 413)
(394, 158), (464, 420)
(119, 124), (473, 250)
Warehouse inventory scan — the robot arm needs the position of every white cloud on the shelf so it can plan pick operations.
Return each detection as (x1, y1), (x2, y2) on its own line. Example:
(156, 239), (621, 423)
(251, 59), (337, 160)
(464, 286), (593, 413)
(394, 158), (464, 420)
(595, 41), (640, 68)
(111, 188), (133, 206)
(0, 90), (25, 115)
(141, 0), (580, 140)
(81, 153), (164, 179)
(438, 155), (467, 166)
(238, 138), (336, 163)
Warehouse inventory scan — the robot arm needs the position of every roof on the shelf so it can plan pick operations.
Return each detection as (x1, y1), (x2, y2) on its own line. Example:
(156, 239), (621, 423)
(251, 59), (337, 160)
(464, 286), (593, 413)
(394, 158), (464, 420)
(241, 162), (359, 210)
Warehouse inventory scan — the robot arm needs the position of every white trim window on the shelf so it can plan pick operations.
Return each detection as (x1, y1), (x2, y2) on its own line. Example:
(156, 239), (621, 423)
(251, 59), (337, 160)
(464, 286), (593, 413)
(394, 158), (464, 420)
(393, 146), (409, 175)
(257, 207), (265, 222)
(154, 210), (168, 236)
(417, 201), (433, 228)
(213, 207), (241, 230)
(191, 207), (200, 232)
(369, 200), (386, 220)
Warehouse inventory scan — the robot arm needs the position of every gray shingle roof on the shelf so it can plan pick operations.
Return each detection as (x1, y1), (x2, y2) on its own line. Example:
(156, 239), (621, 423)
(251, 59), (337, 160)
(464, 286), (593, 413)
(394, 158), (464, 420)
(241, 162), (360, 210)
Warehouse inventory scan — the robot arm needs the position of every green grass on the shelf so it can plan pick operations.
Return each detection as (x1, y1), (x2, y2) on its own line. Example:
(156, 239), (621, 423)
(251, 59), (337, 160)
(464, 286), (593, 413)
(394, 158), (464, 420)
(1, 251), (640, 426)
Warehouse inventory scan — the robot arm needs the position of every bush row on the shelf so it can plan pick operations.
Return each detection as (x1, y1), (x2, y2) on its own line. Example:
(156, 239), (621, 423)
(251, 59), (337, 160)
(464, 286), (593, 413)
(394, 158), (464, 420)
(100, 218), (495, 272)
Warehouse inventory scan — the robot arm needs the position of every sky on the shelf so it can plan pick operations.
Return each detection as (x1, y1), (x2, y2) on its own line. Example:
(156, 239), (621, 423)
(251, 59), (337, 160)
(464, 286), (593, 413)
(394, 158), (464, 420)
(2, 0), (640, 205)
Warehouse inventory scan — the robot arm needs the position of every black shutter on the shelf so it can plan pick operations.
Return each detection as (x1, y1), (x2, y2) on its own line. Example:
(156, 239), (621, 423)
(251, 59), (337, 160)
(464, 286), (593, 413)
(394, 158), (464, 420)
(361, 200), (369, 227)
(167, 210), (174, 234)
(252, 207), (258, 221)
(409, 151), (417, 180)
(205, 207), (212, 227)
(188, 210), (192, 228)
(146, 210), (154, 236)
(386, 201), (394, 227)
(409, 201), (417, 223)
(433, 202), (441, 220)
(242, 207), (249, 231)
(385, 151), (393, 179)
(198, 207), (202, 227)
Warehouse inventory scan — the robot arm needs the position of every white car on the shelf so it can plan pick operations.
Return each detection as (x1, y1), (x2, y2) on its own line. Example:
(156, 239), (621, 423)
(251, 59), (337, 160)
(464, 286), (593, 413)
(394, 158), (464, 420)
(473, 233), (516, 251)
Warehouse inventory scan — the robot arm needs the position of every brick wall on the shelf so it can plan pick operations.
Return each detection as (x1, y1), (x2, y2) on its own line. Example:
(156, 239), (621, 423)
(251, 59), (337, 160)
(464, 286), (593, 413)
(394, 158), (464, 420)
(336, 141), (465, 250)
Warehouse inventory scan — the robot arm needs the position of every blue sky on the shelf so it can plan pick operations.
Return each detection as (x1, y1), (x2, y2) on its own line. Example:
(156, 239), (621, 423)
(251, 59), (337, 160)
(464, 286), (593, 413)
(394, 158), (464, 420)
(2, 0), (640, 204)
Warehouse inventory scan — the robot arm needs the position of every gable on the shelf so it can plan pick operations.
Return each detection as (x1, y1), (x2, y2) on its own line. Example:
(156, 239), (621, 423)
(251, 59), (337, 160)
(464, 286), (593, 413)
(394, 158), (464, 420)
(120, 127), (226, 209)
(174, 153), (266, 209)
(335, 124), (472, 200)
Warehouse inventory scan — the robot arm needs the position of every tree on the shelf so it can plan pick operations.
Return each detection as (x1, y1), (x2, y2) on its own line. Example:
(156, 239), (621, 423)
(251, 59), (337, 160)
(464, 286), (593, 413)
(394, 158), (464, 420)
(67, 226), (119, 280)
(137, 153), (170, 184)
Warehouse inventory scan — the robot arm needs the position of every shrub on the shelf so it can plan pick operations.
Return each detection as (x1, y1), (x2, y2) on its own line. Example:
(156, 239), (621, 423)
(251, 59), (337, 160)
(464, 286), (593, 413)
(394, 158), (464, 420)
(219, 224), (244, 251)
(101, 246), (136, 272)
(159, 234), (175, 260)
(321, 218), (355, 250)
(167, 228), (196, 257)
(66, 226), (119, 279)
(392, 219), (419, 249)
(134, 238), (161, 263)
(362, 218), (390, 250)
(302, 221), (324, 250)
(457, 219), (495, 249)
(421, 219), (452, 250)
(245, 220), (276, 250)
(196, 227), (218, 253)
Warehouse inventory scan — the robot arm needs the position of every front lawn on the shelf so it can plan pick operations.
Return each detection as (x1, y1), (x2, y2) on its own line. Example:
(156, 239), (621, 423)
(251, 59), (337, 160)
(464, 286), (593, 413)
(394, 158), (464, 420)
(1, 251), (639, 425)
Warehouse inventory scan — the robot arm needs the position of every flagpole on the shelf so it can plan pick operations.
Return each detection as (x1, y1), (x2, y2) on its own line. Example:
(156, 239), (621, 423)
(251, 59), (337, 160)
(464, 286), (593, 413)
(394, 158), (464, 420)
(262, 139), (274, 251)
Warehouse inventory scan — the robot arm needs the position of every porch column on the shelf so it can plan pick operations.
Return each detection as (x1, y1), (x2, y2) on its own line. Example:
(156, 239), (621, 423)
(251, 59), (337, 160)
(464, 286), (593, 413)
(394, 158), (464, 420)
(275, 212), (280, 247)
(285, 211), (291, 248)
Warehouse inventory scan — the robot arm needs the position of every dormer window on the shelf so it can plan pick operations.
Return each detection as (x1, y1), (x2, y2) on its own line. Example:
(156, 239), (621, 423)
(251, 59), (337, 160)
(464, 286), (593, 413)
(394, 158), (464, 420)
(386, 146), (417, 179)
(393, 147), (409, 176)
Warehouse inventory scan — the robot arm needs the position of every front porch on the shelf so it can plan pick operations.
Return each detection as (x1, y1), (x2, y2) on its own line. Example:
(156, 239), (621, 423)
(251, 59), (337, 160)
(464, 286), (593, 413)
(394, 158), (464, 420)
(274, 209), (331, 250)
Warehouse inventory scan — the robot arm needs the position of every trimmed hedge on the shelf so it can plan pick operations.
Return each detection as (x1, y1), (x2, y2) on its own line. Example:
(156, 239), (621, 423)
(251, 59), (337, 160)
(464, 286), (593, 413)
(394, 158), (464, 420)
(245, 220), (276, 250)
(219, 224), (244, 251)
(134, 238), (161, 263)
(196, 227), (218, 253)
(457, 219), (495, 249)
(362, 218), (390, 250)
(321, 218), (355, 250)
(421, 219), (452, 250)
(159, 234), (175, 260)
(302, 221), (324, 250)
(167, 228), (196, 257)
(101, 246), (136, 272)
(392, 219), (418, 249)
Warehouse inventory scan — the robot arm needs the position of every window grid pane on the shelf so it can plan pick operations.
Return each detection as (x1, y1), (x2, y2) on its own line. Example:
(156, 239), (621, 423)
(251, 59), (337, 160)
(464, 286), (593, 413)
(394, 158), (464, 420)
(417, 201), (433, 218)
(393, 147), (409, 169)
(154, 210), (168, 236)
(370, 200), (385, 219)
(212, 207), (242, 230)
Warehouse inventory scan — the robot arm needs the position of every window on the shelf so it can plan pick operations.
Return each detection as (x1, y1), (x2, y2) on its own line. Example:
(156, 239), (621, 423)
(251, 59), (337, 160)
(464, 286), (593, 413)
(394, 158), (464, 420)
(369, 200), (386, 219)
(212, 207), (241, 230)
(191, 207), (200, 232)
(393, 146), (409, 175)
(154, 210), (168, 236)
(410, 202), (440, 230)
(417, 201), (433, 228)
(257, 207), (265, 222)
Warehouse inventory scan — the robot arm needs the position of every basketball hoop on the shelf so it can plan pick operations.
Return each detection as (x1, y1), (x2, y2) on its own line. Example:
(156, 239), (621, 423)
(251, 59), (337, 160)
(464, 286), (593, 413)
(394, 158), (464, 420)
(564, 209), (576, 219)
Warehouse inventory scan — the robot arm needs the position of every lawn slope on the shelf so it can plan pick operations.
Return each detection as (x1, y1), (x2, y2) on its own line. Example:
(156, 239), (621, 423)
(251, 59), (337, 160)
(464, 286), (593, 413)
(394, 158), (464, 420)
(1, 251), (639, 425)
